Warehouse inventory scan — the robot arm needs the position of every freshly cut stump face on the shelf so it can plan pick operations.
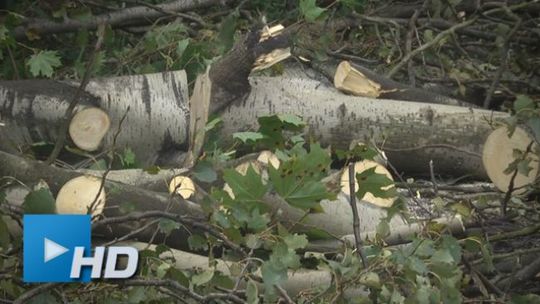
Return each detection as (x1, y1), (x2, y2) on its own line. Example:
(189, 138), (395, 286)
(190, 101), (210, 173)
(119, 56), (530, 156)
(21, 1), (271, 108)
(56, 176), (106, 216)
(69, 107), (111, 151)
(482, 126), (539, 194)
(168, 176), (196, 199)
(340, 160), (396, 208)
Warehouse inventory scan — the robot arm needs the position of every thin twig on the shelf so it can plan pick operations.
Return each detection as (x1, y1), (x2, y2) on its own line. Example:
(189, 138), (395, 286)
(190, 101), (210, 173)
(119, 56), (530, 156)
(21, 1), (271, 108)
(13, 283), (59, 304)
(88, 106), (131, 218)
(429, 160), (438, 196)
(348, 163), (368, 268)
(483, 6), (522, 108)
(46, 23), (106, 165)
(274, 284), (294, 304)
(501, 141), (534, 215)
(123, 0), (208, 27)
(100, 219), (160, 247)
(93, 210), (247, 258)
(6, 45), (20, 80)
(123, 278), (246, 304)
(386, 17), (477, 78)
(404, 0), (428, 86)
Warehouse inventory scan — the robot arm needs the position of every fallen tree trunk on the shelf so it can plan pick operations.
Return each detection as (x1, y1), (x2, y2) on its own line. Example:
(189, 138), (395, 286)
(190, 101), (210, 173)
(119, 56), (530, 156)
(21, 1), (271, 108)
(1, 71), (508, 177)
(0, 70), (190, 166)
(218, 76), (508, 178)
(0, 150), (202, 250)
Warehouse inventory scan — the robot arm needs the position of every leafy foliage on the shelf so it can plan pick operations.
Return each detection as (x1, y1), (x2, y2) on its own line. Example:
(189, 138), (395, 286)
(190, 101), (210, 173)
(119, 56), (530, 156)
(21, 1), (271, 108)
(22, 187), (56, 214)
(26, 50), (61, 77)
(0, 0), (538, 302)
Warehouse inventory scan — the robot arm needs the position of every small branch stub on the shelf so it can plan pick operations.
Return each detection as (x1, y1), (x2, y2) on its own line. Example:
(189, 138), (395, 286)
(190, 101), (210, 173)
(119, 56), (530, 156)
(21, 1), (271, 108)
(168, 176), (196, 199)
(253, 24), (291, 71)
(69, 107), (111, 151)
(56, 175), (106, 216)
(334, 61), (382, 98)
(482, 126), (539, 194)
(340, 160), (396, 207)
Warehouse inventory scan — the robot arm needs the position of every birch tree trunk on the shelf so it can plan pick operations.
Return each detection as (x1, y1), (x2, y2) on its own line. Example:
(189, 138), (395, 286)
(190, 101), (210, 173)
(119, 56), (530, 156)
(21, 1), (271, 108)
(1, 71), (508, 177)
(219, 76), (508, 178)
(0, 70), (190, 166)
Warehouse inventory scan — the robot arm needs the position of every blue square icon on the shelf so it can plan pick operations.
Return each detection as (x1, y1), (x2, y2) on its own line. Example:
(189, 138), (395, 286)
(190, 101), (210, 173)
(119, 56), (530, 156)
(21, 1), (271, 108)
(23, 215), (92, 282)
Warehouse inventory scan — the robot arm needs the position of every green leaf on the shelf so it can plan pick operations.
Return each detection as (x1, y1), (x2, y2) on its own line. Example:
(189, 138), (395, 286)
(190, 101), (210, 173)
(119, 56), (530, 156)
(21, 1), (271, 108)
(261, 260), (287, 287)
(193, 161), (217, 183)
(441, 235), (462, 263)
(223, 165), (267, 204)
(120, 148), (137, 168)
(218, 13), (238, 53)
(284, 180), (329, 209)
(406, 256), (428, 275)
(356, 167), (396, 199)
(23, 188), (56, 214)
(0, 25), (9, 41)
(167, 267), (190, 287)
(246, 279), (259, 304)
(233, 132), (264, 144)
(376, 220), (390, 238)
(526, 117), (540, 143)
(127, 286), (147, 303)
(415, 239), (435, 258)
(27, 50), (62, 77)
(158, 219), (180, 235)
(277, 114), (305, 128)
(205, 117), (222, 131)
(359, 272), (380, 288)
(192, 268), (214, 286)
(431, 249), (455, 265)
(27, 292), (59, 304)
(257, 115), (305, 148)
(188, 234), (208, 251)
(300, 0), (326, 22)
(517, 159), (533, 177)
(271, 242), (301, 269)
(283, 234), (308, 250)
(246, 208), (271, 231)
(176, 39), (190, 57)
(268, 143), (334, 209)
(514, 95), (536, 112)
(143, 165), (160, 175)
(245, 234), (262, 249)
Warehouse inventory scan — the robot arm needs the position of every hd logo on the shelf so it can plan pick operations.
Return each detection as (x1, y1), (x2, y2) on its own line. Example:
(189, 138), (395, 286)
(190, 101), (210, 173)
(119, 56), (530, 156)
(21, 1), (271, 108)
(23, 215), (138, 282)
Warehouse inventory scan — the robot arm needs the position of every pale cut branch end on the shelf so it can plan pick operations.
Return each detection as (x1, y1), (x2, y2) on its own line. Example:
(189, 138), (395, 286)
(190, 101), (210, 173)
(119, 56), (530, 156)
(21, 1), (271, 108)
(69, 107), (111, 151)
(482, 126), (539, 194)
(334, 61), (382, 98)
(56, 175), (106, 217)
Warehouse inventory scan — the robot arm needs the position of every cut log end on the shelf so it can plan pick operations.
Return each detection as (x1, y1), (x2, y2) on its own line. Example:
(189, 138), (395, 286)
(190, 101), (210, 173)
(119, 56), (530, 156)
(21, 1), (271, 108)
(69, 107), (111, 151)
(168, 176), (196, 199)
(56, 175), (106, 217)
(334, 61), (382, 98)
(482, 126), (539, 193)
(340, 160), (396, 208)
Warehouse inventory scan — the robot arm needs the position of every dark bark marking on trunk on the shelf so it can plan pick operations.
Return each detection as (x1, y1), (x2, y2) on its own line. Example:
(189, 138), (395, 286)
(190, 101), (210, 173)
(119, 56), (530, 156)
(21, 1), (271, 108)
(141, 76), (152, 117)
(170, 72), (184, 110)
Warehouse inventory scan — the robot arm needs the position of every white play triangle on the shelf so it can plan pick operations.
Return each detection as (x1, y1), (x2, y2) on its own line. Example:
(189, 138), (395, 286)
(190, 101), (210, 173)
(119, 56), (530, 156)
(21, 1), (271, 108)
(44, 238), (69, 263)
